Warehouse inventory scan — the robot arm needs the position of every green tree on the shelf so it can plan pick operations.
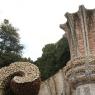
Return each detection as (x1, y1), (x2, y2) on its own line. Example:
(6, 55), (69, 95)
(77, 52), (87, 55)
(35, 35), (70, 80)
(19, 57), (33, 63)
(35, 44), (56, 80)
(55, 35), (70, 68)
(0, 19), (23, 67)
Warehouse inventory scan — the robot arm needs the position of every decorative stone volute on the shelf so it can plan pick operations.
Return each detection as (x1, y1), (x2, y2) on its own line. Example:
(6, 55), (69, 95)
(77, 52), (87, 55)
(60, 5), (95, 92)
(0, 62), (41, 95)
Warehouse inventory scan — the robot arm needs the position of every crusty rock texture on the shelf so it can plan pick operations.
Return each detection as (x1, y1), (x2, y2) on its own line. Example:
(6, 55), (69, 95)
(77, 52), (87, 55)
(0, 62), (41, 95)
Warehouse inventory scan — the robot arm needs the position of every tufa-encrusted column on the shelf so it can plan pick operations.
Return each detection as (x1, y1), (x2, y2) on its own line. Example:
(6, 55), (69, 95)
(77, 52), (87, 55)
(60, 5), (95, 95)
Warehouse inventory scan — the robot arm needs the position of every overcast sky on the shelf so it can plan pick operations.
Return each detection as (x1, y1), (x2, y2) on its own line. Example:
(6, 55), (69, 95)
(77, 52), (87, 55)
(0, 0), (94, 61)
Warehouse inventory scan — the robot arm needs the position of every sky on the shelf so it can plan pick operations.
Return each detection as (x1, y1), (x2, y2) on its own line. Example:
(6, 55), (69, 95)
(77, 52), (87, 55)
(0, 0), (94, 61)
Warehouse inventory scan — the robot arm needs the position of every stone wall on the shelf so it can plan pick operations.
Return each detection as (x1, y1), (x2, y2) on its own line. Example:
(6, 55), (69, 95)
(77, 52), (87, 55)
(38, 69), (70, 95)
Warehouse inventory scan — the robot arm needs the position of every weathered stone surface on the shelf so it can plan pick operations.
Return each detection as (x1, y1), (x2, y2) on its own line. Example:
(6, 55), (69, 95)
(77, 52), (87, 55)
(0, 62), (41, 95)
(60, 5), (95, 95)
(48, 77), (56, 95)
(38, 81), (51, 95)
(76, 84), (95, 95)
(53, 70), (65, 95)
(38, 70), (66, 95)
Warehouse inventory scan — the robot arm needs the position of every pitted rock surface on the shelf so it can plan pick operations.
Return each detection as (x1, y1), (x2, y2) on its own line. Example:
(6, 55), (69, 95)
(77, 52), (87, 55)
(0, 62), (41, 95)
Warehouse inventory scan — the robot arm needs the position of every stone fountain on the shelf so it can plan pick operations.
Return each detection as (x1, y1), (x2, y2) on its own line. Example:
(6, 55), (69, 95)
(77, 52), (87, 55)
(60, 5), (95, 95)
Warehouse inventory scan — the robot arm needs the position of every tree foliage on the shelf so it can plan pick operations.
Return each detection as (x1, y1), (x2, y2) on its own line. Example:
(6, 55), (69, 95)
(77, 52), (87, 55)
(0, 19), (24, 67)
(35, 35), (70, 80)
(19, 57), (33, 63)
